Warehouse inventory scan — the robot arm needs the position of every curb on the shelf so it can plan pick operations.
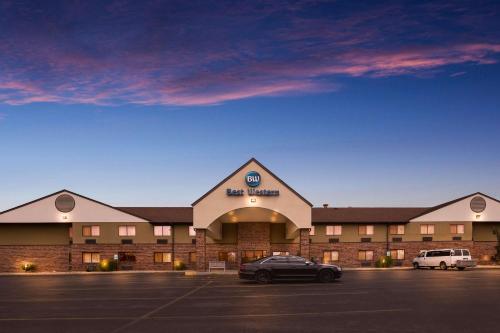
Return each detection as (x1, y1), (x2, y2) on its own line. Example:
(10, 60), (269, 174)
(0, 270), (185, 277)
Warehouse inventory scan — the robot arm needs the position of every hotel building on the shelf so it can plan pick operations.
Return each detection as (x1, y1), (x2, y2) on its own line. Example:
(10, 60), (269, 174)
(0, 158), (498, 272)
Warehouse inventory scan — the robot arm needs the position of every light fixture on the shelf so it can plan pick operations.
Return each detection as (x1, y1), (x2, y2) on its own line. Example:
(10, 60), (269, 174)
(250, 198), (256, 203)
(62, 215), (68, 220)
(476, 214), (481, 220)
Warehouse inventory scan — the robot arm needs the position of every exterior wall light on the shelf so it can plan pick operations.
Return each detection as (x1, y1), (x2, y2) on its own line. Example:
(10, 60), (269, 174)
(476, 214), (481, 220)
(250, 198), (256, 203)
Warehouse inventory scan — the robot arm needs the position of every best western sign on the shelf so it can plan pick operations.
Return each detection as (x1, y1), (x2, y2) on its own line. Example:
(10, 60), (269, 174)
(226, 171), (279, 197)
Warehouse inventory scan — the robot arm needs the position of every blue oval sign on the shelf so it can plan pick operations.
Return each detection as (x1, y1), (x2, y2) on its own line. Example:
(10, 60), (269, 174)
(245, 171), (261, 187)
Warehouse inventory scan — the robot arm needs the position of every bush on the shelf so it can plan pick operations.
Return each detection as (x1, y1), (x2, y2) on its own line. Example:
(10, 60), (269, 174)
(21, 263), (36, 272)
(375, 256), (393, 268)
(174, 260), (187, 271)
(99, 259), (118, 271)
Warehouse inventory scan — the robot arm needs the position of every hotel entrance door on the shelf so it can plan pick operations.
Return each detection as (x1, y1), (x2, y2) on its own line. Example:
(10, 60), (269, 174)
(241, 250), (267, 263)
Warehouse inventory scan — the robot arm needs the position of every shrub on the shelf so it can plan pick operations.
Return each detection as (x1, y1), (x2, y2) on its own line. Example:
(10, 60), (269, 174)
(21, 263), (36, 272)
(99, 259), (118, 271)
(375, 256), (393, 268)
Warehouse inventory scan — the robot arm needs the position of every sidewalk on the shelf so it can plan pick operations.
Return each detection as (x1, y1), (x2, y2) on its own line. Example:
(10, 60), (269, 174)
(1, 265), (498, 276)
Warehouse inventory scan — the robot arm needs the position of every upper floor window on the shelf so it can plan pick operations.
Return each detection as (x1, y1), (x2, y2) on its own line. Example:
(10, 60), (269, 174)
(420, 224), (435, 235)
(326, 225), (342, 236)
(154, 226), (171, 236)
(189, 226), (196, 237)
(82, 225), (100, 237)
(119, 225), (136, 237)
(389, 225), (405, 235)
(358, 225), (374, 235)
(309, 226), (315, 236)
(450, 224), (465, 234)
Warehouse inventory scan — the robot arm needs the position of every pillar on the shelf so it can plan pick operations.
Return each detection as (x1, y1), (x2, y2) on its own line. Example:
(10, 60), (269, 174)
(196, 229), (207, 271)
(299, 228), (310, 260)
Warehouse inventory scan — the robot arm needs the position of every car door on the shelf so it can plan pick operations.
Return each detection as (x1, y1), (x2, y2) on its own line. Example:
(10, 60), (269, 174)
(268, 257), (290, 279)
(287, 257), (316, 278)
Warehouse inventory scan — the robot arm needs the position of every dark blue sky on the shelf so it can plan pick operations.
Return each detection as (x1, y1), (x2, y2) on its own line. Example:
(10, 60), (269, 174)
(1, 0), (499, 209)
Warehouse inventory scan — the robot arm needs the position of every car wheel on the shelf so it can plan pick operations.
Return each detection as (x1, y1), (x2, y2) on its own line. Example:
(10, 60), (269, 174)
(413, 262), (420, 269)
(457, 267), (465, 271)
(255, 270), (271, 284)
(318, 269), (334, 283)
(440, 261), (448, 270)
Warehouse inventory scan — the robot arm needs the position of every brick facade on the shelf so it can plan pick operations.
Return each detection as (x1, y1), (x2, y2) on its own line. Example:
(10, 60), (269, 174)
(0, 245), (70, 272)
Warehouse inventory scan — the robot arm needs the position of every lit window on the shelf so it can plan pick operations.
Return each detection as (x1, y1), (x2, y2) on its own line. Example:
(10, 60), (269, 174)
(119, 225), (136, 236)
(272, 251), (290, 256)
(82, 225), (100, 237)
(358, 250), (374, 261)
(154, 252), (172, 263)
(420, 224), (435, 235)
(189, 252), (197, 264)
(390, 249), (405, 260)
(323, 251), (339, 263)
(309, 226), (315, 236)
(389, 225), (405, 235)
(359, 225), (374, 235)
(189, 226), (196, 236)
(82, 252), (100, 263)
(154, 226), (171, 236)
(450, 224), (465, 234)
(326, 225), (342, 235)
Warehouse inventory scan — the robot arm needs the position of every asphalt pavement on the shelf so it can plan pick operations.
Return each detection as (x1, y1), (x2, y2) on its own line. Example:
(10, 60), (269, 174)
(0, 269), (498, 333)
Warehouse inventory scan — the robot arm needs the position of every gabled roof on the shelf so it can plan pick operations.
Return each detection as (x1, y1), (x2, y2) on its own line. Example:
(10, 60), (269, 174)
(0, 189), (149, 222)
(191, 158), (313, 207)
(409, 192), (500, 220)
(312, 207), (428, 223)
(117, 207), (193, 223)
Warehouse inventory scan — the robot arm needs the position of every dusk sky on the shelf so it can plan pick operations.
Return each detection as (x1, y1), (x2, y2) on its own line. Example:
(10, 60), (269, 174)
(1, 0), (499, 210)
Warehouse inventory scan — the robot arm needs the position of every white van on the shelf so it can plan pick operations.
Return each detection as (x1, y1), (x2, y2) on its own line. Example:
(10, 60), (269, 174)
(412, 249), (476, 270)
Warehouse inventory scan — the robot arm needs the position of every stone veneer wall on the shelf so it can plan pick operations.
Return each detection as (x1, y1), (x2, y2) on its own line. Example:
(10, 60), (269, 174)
(0, 245), (70, 272)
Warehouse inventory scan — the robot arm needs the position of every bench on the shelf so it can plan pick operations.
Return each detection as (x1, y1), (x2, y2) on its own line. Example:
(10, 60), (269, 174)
(208, 261), (226, 272)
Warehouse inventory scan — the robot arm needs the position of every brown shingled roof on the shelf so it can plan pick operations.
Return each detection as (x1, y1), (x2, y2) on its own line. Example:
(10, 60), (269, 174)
(312, 207), (428, 223)
(117, 207), (193, 223)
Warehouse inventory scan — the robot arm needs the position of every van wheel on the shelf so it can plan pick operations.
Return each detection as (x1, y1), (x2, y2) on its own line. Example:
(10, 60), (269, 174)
(318, 269), (334, 283)
(440, 262), (448, 270)
(413, 263), (420, 269)
(457, 267), (465, 271)
(255, 270), (271, 284)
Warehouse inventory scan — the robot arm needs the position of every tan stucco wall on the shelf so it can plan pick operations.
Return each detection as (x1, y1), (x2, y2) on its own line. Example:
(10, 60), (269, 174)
(270, 223), (299, 243)
(310, 224), (387, 243)
(193, 161), (311, 229)
(473, 223), (500, 241)
(207, 223), (238, 244)
(0, 224), (70, 245)
(402, 221), (473, 241)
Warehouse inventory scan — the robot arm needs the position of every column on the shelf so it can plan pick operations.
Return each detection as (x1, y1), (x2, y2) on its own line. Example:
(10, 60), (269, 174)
(196, 229), (207, 271)
(299, 228), (310, 260)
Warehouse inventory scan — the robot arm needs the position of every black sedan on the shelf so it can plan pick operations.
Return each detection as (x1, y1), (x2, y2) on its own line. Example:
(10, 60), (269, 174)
(239, 255), (342, 283)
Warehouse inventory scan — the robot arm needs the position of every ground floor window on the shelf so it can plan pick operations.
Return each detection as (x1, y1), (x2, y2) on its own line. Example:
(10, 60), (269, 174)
(358, 250), (374, 261)
(272, 251), (290, 256)
(390, 249), (405, 260)
(82, 252), (100, 264)
(154, 252), (172, 263)
(218, 251), (236, 263)
(241, 250), (266, 263)
(189, 252), (197, 264)
(323, 251), (339, 263)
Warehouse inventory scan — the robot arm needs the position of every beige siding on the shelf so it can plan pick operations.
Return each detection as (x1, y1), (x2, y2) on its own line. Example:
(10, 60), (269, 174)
(0, 224), (70, 245)
(401, 222), (473, 241)
(311, 224), (388, 243)
(173, 225), (195, 244)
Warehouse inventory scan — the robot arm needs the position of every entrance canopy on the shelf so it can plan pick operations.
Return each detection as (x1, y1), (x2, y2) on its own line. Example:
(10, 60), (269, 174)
(192, 158), (312, 230)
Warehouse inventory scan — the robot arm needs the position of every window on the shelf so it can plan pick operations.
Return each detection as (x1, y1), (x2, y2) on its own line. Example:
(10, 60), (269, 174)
(119, 225), (136, 236)
(323, 251), (339, 263)
(453, 249), (462, 256)
(358, 250), (374, 261)
(389, 225), (405, 235)
(390, 249), (405, 260)
(420, 224), (435, 235)
(326, 225), (342, 236)
(218, 251), (237, 263)
(358, 225), (374, 235)
(154, 252), (171, 263)
(189, 226), (196, 236)
(82, 252), (100, 264)
(154, 225), (171, 236)
(189, 252), (197, 264)
(309, 226), (315, 236)
(450, 224), (465, 234)
(272, 251), (290, 256)
(82, 225), (100, 237)
(288, 256), (306, 263)
(463, 250), (470, 256)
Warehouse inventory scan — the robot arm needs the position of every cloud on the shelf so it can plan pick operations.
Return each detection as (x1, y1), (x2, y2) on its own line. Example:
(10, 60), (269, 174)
(0, 1), (499, 106)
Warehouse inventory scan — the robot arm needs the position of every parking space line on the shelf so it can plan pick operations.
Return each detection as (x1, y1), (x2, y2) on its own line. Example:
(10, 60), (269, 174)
(188, 291), (369, 299)
(110, 280), (213, 333)
(149, 308), (412, 320)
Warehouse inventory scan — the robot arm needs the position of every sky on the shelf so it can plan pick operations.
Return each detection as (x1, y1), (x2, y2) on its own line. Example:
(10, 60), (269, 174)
(1, 0), (500, 210)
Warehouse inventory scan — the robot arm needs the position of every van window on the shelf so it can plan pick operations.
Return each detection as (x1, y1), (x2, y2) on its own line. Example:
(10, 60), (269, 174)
(453, 249), (462, 256)
(463, 250), (470, 256)
(442, 250), (451, 256)
(427, 251), (436, 257)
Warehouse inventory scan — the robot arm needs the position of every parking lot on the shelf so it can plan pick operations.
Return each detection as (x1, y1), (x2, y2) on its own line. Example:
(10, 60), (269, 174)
(0, 269), (498, 333)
